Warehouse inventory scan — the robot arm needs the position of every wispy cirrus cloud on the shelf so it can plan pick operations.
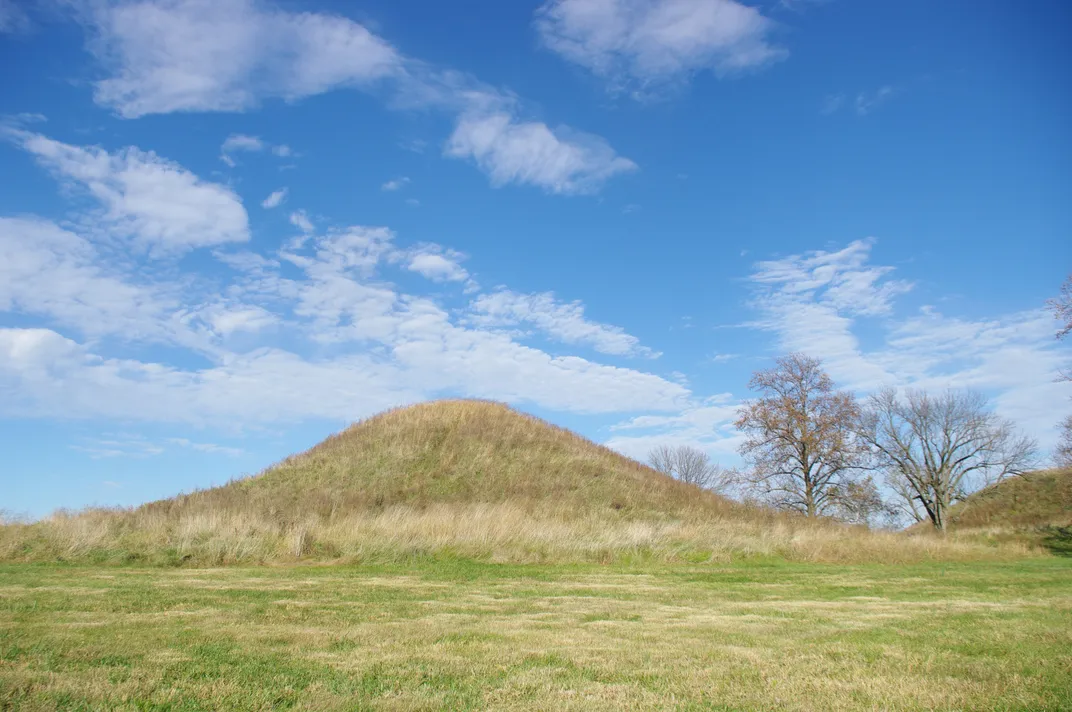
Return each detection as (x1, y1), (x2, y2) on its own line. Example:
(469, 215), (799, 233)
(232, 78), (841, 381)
(469, 289), (656, 358)
(604, 396), (743, 462)
(855, 85), (895, 115)
(381, 177), (410, 191)
(261, 188), (288, 209)
(535, 0), (786, 96)
(0, 0), (28, 33)
(821, 85), (898, 117)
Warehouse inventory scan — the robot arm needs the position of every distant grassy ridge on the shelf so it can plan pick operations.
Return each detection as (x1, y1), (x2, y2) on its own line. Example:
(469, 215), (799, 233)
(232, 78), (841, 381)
(949, 468), (1072, 529)
(944, 468), (1072, 555)
(0, 401), (1044, 566)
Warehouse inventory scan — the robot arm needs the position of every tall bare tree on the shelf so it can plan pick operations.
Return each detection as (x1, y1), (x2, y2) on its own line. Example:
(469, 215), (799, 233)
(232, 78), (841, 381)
(735, 353), (868, 517)
(648, 444), (730, 491)
(826, 476), (896, 527)
(1049, 274), (1072, 466)
(860, 388), (1038, 531)
(1049, 274), (1072, 341)
(1057, 415), (1072, 469)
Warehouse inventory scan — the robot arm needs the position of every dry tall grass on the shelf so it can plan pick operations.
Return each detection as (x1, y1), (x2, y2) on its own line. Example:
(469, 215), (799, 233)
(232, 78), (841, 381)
(0, 502), (1030, 565)
(0, 400), (1042, 565)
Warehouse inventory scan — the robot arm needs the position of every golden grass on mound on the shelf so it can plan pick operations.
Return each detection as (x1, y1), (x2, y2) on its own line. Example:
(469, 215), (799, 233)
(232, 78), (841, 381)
(0, 400), (1045, 565)
(910, 468), (1072, 554)
(150, 399), (737, 521)
(948, 467), (1072, 529)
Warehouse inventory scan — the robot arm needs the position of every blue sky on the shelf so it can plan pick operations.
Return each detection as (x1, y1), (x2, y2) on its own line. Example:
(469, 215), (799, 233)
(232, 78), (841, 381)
(1, 0), (1069, 518)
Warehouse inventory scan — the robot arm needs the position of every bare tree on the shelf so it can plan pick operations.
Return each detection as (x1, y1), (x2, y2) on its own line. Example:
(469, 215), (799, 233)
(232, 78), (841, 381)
(647, 444), (729, 491)
(859, 388), (1038, 531)
(1049, 274), (1072, 341)
(827, 476), (897, 527)
(1056, 415), (1072, 469)
(735, 353), (869, 517)
(1049, 275), (1072, 466)
(647, 444), (677, 477)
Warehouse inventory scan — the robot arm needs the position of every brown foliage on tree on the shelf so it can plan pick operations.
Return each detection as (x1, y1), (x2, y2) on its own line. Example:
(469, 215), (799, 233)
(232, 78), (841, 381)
(735, 354), (868, 517)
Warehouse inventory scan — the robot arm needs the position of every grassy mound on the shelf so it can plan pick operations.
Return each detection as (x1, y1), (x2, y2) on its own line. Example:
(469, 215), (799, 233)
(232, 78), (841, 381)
(0, 401), (1043, 565)
(149, 399), (733, 521)
(946, 468), (1072, 555)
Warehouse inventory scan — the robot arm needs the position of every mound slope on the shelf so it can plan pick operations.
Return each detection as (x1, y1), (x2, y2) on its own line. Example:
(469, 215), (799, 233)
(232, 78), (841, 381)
(948, 468), (1072, 530)
(148, 400), (732, 521)
(935, 468), (1071, 556)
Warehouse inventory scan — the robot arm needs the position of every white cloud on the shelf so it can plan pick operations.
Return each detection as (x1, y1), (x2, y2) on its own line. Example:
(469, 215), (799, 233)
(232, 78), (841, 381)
(469, 289), (656, 357)
(381, 177), (410, 191)
(74, 0), (635, 195)
(0, 217), (286, 362)
(261, 188), (288, 209)
(221, 133), (263, 153)
(535, 0), (786, 95)
(820, 93), (844, 115)
(221, 134), (295, 165)
(605, 398), (743, 462)
(220, 133), (262, 165)
(855, 85), (894, 116)
(0, 217), (177, 341)
(191, 304), (278, 337)
(10, 130), (249, 254)
(446, 110), (637, 194)
(89, 0), (403, 118)
(0, 314), (689, 425)
(167, 438), (245, 456)
(0, 328), (415, 424)
(289, 210), (314, 234)
(403, 247), (471, 283)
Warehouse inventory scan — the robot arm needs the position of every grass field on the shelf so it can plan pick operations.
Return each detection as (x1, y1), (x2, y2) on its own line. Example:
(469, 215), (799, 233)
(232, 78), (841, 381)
(2, 559), (1070, 711)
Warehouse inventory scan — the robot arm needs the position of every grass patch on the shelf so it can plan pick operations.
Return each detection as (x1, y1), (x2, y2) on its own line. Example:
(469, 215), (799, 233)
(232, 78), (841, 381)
(1, 559), (1070, 711)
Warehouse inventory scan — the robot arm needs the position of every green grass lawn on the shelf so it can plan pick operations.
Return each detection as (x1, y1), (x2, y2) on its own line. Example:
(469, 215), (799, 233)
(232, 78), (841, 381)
(1, 559), (1070, 711)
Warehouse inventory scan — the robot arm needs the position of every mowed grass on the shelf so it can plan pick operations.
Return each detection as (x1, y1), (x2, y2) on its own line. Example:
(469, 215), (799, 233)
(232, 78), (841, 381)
(2, 559), (1070, 711)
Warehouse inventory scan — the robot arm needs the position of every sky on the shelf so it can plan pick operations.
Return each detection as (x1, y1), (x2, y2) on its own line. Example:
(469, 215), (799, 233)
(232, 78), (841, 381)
(1, 0), (1070, 518)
